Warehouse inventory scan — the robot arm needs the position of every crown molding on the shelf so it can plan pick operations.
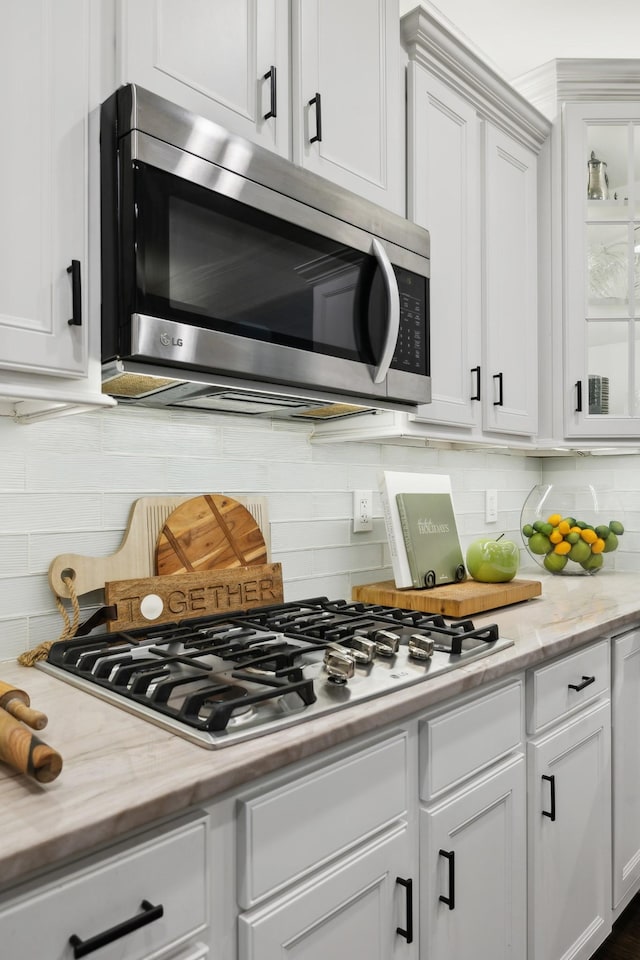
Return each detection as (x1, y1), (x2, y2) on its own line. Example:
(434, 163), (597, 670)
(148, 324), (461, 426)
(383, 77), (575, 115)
(514, 58), (640, 117)
(401, 3), (550, 152)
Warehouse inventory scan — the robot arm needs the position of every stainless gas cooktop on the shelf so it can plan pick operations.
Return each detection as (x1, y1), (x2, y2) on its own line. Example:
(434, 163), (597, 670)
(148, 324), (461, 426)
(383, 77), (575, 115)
(39, 597), (513, 748)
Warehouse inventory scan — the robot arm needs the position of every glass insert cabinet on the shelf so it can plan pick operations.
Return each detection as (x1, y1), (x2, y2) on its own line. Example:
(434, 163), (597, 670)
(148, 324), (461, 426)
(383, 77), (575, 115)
(564, 101), (640, 438)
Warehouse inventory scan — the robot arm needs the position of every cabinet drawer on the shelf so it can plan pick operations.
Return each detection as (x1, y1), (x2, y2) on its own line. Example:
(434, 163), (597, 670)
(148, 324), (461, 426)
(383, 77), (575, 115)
(0, 812), (208, 959)
(420, 680), (523, 801)
(526, 639), (610, 734)
(238, 732), (407, 908)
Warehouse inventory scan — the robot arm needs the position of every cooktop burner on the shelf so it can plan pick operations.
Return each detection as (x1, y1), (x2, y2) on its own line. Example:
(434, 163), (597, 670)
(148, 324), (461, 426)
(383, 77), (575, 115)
(38, 598), (514, 748)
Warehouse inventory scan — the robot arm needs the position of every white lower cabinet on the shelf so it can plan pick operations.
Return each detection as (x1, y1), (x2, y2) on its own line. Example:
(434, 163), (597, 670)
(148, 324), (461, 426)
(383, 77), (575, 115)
(526, 644), (612, 960)
(611, 625), (640, 911)
(233, 729), (417, 960)
(420, 756), (526, 960)
(418, 678), (526, 960)
(0, 811), (209, 959)
(239, 823), (413, 960)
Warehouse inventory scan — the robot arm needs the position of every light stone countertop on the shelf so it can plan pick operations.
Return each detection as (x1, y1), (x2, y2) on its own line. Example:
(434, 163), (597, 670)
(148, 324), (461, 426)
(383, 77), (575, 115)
(1, 568), (640, 894)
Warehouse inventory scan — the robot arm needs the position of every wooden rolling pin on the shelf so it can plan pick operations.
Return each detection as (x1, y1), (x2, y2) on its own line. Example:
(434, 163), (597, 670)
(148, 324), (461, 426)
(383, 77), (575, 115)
(0, 707), (62, 783)
(0, 681), (48, 730)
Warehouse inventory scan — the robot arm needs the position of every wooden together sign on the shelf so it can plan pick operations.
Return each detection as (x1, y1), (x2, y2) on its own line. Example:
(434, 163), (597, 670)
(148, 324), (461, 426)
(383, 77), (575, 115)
(105, 563), (284, 632)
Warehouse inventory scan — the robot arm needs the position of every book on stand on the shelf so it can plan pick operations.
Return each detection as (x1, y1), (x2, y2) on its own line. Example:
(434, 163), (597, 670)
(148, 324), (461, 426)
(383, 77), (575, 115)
(380, 471), (465, 589)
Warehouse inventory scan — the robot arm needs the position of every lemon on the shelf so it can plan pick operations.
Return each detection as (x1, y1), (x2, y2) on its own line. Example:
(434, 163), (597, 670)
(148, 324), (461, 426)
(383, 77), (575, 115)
(591, 538), (606, 554)
(549, 529), (563, 544)
(547, 513), (562, 526)
(554, 541), (571, 555)
(581, 528), (598, 544)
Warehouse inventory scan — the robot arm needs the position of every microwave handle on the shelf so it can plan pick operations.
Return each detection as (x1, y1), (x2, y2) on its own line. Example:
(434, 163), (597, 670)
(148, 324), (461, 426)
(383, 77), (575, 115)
(370, 238), (400, 383)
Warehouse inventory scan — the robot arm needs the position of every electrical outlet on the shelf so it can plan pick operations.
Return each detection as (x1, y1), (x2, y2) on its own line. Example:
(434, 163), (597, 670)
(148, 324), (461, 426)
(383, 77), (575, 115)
(353, 489), (373, 533)
(485, 489), (498, 523)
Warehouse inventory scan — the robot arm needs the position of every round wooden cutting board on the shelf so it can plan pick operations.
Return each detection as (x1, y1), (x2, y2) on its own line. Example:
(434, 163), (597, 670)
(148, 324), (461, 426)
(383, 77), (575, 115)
(155, 494), (267, 576)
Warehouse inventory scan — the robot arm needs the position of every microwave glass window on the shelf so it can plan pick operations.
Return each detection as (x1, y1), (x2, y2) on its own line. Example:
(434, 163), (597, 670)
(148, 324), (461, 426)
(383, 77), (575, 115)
(134, 164), (383, 365)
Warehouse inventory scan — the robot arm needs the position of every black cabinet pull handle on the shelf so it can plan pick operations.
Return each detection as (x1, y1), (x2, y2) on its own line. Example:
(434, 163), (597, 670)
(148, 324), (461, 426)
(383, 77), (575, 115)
(493, 371), (503, 406)
(439, 849), (455, 910)
(67, 259), (82, 326)
(542, 774), (556, 821)
(309, 92), (322, 143)
(568, 674), (596, 692)
(263, 65), (277, 120)
(395, 876), (414, 943)
(575, 380), (583, 412)
(69, 900), (163, 958)
(470, 365), (481, 401)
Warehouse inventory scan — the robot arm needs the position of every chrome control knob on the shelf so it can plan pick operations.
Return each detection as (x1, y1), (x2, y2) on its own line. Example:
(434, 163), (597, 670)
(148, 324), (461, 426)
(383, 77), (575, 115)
(323, 646), (356, 683)
(408, 634), (435, 661)
(372, 629), (400, 657)
(348, 636), (377, 664)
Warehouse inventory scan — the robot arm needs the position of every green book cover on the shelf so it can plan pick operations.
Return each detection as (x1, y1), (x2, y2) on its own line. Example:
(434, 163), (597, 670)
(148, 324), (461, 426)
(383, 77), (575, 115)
(395, 492), (465, 589)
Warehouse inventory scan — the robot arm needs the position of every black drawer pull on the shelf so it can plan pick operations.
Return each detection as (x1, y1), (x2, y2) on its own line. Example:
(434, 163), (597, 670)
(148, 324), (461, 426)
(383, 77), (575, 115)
(67, 259), (82, 326)
(470, 365), (481, 401)
(395, 876), (413, 943)
(542, 774), (556, 821)
(263, 65), (277, 120)
(309, 92), (322, 143)
(69, 900), (163, 958)
(493, 371), (503, 406)
(439, 849), (455, 909)
(568, 675), (596, 692)
(575, 380), (583, 412)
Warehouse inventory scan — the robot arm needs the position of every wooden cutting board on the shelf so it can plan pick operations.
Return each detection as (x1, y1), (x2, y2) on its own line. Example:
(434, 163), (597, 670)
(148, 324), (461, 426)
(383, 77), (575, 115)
(48, 494), (270, 599)
(156, 494), (268, 575)
(352, 577), (541, 618)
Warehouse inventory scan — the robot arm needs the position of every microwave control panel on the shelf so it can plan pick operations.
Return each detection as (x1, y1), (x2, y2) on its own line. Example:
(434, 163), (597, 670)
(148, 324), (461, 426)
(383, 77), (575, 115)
(392, 268), (429, 376)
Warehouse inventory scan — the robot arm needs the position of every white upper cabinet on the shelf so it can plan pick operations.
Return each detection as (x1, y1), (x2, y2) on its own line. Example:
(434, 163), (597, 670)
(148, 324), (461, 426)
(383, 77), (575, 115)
(117, 0), (404, 213)
(291, 0), (404, 212)
(404, 6), (546, 439)
(0, 0), (114, 421)
(564, 100), (640, 438)
(482, 123), (539, 435)
(118, 0), (291, 156)
(406, 65), (481, 428)
(515, 60), (640, 443)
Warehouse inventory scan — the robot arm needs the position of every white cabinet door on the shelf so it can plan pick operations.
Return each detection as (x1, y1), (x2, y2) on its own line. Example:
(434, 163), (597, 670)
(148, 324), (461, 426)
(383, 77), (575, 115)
(291, 0), (403, 213)
(421, 755), (527, 960)
(483, 123), (538, 436)
(119, 0), (403, 212)
(407, 63), (481, 428)
(0, 0), (89, 378)
(238, 825), (416, 960)
(528, 699), (611, 960)
(563, 100), (640, 439)
(118, 0), (290, 156)
(612, 625), (640, 908)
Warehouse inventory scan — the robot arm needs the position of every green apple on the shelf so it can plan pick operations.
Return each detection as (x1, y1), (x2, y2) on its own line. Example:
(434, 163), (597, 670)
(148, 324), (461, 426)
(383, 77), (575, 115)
(466, 537), (520, 583)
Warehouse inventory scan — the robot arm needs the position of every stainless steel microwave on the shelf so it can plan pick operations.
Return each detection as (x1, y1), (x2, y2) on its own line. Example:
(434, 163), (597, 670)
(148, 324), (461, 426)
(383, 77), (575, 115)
(100, 84), (430, 420)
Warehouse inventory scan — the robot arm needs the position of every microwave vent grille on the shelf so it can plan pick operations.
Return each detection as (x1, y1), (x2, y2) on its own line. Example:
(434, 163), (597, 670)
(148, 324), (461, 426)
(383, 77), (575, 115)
(102, 372), (184, 398)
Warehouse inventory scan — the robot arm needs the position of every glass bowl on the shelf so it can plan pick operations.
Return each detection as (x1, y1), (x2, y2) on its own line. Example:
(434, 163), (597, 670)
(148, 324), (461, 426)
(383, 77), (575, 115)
(520, 483), (625, 575)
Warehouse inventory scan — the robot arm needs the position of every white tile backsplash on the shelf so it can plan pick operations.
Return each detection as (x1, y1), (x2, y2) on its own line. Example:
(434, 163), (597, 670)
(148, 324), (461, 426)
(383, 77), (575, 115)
(2, 403), (640, 662)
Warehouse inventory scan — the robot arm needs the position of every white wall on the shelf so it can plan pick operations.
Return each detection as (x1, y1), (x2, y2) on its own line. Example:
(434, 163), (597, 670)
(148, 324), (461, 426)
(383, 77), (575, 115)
(0, 405), (542, 662)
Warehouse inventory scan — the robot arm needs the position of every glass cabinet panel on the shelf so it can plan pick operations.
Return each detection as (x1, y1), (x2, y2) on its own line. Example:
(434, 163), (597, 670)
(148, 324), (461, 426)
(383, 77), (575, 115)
(565, 104), (640, 436)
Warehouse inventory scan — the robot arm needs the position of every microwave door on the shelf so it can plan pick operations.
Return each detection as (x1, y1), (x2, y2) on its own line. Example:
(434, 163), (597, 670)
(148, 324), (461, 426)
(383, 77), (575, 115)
(369, 238), (400, 384)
